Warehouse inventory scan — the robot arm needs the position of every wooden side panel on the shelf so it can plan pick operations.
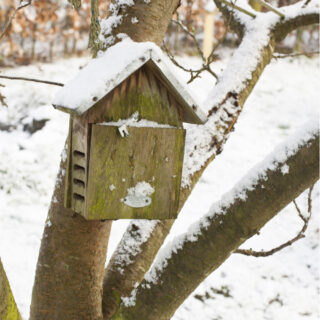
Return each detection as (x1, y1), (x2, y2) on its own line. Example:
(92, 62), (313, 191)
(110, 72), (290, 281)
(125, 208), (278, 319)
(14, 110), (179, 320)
(64, 117), (73, 209)
(86, 125), (185, 220)
(69, 116), (90, 215)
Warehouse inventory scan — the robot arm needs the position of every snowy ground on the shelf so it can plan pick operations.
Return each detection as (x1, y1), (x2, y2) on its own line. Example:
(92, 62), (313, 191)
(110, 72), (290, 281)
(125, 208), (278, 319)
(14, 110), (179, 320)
(0, 52), (319, 319)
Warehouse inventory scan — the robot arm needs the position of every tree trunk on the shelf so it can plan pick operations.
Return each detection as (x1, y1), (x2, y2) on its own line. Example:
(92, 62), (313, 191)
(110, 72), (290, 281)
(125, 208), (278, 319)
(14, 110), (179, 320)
(0, 258), (21, 320)
(30, 141), (112, 320)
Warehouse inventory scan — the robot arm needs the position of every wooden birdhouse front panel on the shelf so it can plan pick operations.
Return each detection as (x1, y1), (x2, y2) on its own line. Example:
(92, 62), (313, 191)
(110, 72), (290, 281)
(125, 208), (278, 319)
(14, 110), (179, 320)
(84, 124), (185, 220)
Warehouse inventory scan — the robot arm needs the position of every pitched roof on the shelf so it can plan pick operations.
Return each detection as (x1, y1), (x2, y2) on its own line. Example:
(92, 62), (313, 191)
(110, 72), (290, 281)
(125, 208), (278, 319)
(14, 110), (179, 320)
(52, 39), (207, 124)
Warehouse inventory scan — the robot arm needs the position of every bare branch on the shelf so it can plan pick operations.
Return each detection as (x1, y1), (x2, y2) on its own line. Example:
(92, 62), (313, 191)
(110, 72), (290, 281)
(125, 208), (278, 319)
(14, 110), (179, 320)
(0, 0), (31, 42)
(273, 51), (320, 59)
(235, 184), (315, 257)
(252, 0), (285, 18)
(218, 0), (256, 18)
(169, 19), (219, 80)
(0, 75), (64, 87)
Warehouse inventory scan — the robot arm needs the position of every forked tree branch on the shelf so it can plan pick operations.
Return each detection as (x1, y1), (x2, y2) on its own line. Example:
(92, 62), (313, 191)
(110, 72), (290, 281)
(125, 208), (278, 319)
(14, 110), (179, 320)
(102, 3), (319, 319)
(112, 125), (319, 320)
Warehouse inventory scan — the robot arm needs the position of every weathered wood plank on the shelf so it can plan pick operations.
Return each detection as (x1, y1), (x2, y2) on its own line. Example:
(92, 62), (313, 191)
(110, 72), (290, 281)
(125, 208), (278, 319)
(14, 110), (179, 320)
(0, 258), (21, 320)
(86, 66), (182, 128)
(86, 125), (185, 220)
(64, 117), (73, 209)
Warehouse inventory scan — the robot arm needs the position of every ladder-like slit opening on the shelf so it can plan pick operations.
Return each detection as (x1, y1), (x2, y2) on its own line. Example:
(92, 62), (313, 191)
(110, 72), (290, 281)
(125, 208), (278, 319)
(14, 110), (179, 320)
(74, 164), (85, 172)
(73, 150), (85, 157)
(73, 178), (85, 188)
(73, 193), (85, 201)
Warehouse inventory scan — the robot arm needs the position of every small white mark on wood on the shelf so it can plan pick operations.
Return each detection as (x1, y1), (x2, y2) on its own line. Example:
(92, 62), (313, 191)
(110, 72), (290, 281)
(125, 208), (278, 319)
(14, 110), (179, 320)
(131, 17), (139, 24)
(122, 182), (155, 208)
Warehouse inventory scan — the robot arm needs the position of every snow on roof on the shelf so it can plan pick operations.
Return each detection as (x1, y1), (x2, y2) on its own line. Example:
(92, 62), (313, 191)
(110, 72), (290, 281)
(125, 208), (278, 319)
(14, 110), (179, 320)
(52, 39), (207, 124)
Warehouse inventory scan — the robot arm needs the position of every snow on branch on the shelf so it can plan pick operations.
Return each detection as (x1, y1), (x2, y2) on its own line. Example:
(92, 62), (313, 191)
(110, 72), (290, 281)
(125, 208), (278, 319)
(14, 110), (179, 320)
(98, 0), (135, 49)
(118, 120), (318, 314)
(181, 0), (319, 187)
(235, 184), (315, 257)
(149, 120), (318, 284)
(110, 220), (160, 274)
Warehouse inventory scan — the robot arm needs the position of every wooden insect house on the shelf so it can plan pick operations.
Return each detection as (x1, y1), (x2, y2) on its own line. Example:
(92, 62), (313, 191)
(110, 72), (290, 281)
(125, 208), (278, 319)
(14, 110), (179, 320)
(53, 40), (206, 220)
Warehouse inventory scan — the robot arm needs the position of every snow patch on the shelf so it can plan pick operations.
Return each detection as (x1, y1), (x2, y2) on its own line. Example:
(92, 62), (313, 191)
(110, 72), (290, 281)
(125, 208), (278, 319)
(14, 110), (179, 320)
(112, 220), (160, 274)
(100, 111), (175, 129)
(131, 17), (138, 24)
(281, 164), (289, 175)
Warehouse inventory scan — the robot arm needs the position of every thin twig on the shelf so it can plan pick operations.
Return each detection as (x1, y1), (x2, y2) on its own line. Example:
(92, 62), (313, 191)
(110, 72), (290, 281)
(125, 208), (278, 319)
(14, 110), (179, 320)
(218, 0), (256, 18)
(172, 19), (205, 62)
(273, 51), (320, 59)
(163, 18), (218, 82)
(0, 75), (64, 87)
(0, 0), (31, 42)
(235, 184), (315, 257)
(252, 0), (285, 18)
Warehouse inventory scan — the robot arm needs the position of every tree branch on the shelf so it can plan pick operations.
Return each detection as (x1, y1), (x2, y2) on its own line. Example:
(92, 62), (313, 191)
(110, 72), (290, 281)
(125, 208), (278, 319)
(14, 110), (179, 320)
(273, 51), (320, 59)
(113, 124), (319, 320)
(252, 0), (285, 18)
(0, 0), (31, 42)
(234, 184), (314, 257)
(102, 3), (320, 319)
(0, 75), (64, 87)
(218, 0), (256, 18)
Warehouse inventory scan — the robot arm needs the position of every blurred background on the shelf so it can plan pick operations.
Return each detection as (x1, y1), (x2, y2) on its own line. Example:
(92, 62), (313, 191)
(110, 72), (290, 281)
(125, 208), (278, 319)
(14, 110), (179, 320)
(0, 0), (318, 66)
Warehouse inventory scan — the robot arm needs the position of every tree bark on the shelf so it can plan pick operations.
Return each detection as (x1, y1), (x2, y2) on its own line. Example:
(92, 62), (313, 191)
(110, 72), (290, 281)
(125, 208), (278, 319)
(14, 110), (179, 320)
(113, 128), (319, 320)
(107, 0), (180, 46)
(29, 141), (112, 320)
(0, 258), (21, 320)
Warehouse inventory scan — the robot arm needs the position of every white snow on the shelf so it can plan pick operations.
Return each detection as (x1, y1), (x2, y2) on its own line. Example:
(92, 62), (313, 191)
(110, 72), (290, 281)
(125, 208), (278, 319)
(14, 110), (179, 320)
(142, 120), (318, 286)
(0, 50), (319, 319)
(281, 164), (289, 175)
(112, 220), (159, 274)
(52, 39), (206, 123)
(131, 17), (139, 24)
(100, 111), (175, 129)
